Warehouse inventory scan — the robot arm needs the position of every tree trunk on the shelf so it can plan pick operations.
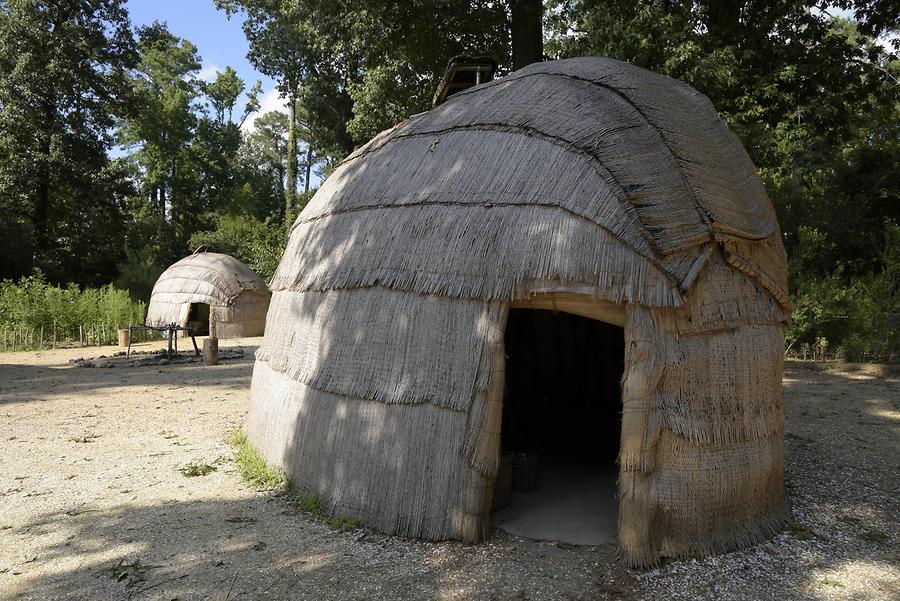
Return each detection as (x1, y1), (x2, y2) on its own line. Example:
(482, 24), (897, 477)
(33, 131), (51, 261)
(33, 101), (54, 268)
(707, 0), (742, 43)
(276, 164), (286, 219)
(304, 144), (313, 193)
(171, 154), (177, 214)
(286, 95), (298, 221)
(511, 0), (543, 70)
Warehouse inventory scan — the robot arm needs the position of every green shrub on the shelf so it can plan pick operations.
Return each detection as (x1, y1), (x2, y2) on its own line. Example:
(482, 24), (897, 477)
(0, 271), (148, 349)
(187, 213), (288, 282)
(179, 462), (218, 477)
(787, 221), (899, 363)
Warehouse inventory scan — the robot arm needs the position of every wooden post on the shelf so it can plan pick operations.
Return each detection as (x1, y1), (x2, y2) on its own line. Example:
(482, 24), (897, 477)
(203, 337), (219, 365)
(204, 306), (219, 365)
(209, 305), (217, 339)
(79, 324), (83, 346)
(39, 325), (43, 349)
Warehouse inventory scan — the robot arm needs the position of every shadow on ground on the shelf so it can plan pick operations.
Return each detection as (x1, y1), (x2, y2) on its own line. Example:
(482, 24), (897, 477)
(0, 361), (897, 600)
(4, 494), (625, 601)
(0, 346), (259, 405)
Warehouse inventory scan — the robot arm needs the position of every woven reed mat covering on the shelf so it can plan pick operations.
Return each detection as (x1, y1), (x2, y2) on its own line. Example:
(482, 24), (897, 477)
(247, 361), (492, 542)
(308, 56), (788, 310)
(249, 56), (790, 567)
(618, 303), (787, 565)
(146, 252), (269, 335)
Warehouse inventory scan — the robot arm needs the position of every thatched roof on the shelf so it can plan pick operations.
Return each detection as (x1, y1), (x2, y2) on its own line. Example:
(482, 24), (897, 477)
(149, 252), (266, 308)
(146, 252), (269, 333)
(272, 56), (788, 311)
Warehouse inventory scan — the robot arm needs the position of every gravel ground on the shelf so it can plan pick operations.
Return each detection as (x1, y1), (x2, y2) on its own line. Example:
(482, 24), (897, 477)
(0, 341), (897, 600)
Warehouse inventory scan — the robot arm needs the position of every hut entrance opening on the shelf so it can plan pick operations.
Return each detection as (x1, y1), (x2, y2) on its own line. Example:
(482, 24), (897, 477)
(492, 308), (624, 545)
(186, 302), (210, 336)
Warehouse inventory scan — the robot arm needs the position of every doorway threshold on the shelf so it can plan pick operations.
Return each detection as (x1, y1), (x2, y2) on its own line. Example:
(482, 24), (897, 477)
(492, 461), (617, 545)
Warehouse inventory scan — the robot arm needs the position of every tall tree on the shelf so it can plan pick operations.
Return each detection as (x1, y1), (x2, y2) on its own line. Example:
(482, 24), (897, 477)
(218, 0), (513, 162)
(216, 0), (309, 215)
(192, 68), (262, 218)
(546, 0), (899, 356)
(242, 110), (290, 216)
(0, 0), (136, 284)
(119, 22), (201, 223)
(206, 66), (246, 124)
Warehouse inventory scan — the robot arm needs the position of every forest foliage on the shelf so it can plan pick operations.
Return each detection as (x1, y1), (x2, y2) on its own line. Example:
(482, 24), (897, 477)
(0, 273), (146, 348)
(0, 0), (897, 360)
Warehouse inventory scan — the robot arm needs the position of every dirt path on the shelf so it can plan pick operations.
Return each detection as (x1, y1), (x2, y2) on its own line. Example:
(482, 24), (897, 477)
(1, 345), (897, 600)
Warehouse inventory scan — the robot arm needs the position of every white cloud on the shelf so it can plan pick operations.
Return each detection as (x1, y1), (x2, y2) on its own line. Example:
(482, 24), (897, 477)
(198, 63), (222, 82)
(242, 86), (289, 132)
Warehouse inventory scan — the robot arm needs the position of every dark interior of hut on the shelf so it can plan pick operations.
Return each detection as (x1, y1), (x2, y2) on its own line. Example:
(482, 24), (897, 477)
(492, 308), (624, 545)
(186, 302), (211, 336)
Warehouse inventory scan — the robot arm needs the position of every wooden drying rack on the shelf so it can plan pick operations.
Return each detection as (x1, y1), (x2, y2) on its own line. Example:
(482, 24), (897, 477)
(125, 323), (200, 359)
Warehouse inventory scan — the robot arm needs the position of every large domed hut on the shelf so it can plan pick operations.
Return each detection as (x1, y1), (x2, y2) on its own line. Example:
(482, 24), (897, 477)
(244, 57), (791, 566)
(146, 251), (269, 338)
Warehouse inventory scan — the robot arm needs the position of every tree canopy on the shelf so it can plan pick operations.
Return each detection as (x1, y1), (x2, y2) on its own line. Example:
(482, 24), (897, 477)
(0, 0), (896, 360)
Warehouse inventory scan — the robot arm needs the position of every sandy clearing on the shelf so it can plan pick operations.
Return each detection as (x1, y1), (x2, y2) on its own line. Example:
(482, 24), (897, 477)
(0, 342), (897, 600)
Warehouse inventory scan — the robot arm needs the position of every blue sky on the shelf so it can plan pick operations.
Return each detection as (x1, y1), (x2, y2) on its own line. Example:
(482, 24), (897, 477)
(125, 0), (287, 128)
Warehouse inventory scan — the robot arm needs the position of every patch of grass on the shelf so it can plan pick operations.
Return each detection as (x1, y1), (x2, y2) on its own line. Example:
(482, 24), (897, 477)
(101, 559), (158, 587)
(295, 493), (326, 514)
(822, 579), (844, 589)
(224, 515), (257, 524)
(860, 529), (890, 544)
(785, 519), (811, 540)
(230, 429), (361, 531)
(837, 515), (862, 525)
(291, 490), (362, 531)
(230, 429), (285, 490)
(179, 462), (217, 477)
(327, 514), (363, 530)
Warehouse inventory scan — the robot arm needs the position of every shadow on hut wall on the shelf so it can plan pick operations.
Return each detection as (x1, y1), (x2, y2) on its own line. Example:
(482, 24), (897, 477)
(263, 210), (572, 538)
(261, 183), (710, 544)
(277, 152), (474, 287)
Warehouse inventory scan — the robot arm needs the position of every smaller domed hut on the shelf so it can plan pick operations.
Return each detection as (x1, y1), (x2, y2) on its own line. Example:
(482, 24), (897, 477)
(146, 252), (269, 338)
